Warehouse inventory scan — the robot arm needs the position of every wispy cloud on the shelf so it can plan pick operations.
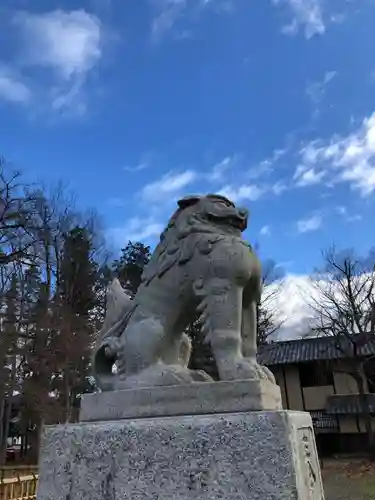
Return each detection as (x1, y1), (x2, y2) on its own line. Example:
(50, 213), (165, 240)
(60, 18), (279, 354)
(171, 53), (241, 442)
(218, 184), (264, 203)
(293, 164), (325, 187)
(271, 180), (288, 195)
(306, 70), (337, 118)
(296, 214), (322, 233)
(207, 156), (235, 182)
(210, 147), (290, 203)
(6, 9), (104, 115)
(141, 169), (197, 202)
(151, 0), (187, 44)
(14, 9), (102, 79)
(306, 70), (337, 106)
(0, 66), (31, 103)
(150, 0), (233, 43)
(109, 216), (164, 244)
(123, 162), (149, 173)
(248, 147), (288, 180)
(272, 0), (326, 39)
(335, 206), (362, 223)
(347, 214), (362, 223)
(260, 225), (271, 236)
(299, 111), (375, 196)
(123, 152), (153, 173)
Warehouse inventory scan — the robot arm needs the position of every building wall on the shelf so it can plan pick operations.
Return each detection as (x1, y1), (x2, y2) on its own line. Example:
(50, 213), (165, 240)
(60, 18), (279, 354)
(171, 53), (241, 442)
(272, 367), (287, 409)
(303, 386), (334, 411)
(332, 360), (369, 394)
(280, 361), (370, 435)
(284, 365), (304, 410)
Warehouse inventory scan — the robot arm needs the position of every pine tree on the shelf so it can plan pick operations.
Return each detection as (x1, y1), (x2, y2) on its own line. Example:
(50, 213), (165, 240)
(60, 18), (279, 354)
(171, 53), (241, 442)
(112, 241), (151, 296)
(52, 226), (98, 422)
(0, 274), (19, 464)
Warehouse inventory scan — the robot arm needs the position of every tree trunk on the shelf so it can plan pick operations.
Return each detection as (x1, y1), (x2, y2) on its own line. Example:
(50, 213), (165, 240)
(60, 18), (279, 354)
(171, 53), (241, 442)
(0, 398), (12, 465)
(0, 356), (17, 465)
(0, 398), (4, 455)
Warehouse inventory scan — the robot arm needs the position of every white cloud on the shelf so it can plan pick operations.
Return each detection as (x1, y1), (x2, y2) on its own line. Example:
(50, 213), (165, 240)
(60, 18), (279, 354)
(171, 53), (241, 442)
(273, 0), (326, 39)
(123, 162), (149, 173)
(271, 180), (288, 195)
(293, 164), (325, 186)
(207, 156), (234, 182)
(151, 0), (187, 44)
(14, 10), (102, 79)
(218, 184), (264, 203)
(296, 214), (322, 233)
(335, 205), (346, 216)
(347, 214), (362, 222)
(335, 206), (362, 223)
(248, 147), (288, 180)
(0, 67), (31, 103)
(11, 9), (103, 114)
(150, 0), (233, 43)
(268, 270), (375, 340)
(306, 70), (337, 105)
(267, 274), (318, 339)
(306, 70), (337, 118)
(300, 111), (375, 196)
(141, 170), (197, 202)
(260, 225), (271, 236)
(269, 275), (321, 340)
(109, 217), (164, 244)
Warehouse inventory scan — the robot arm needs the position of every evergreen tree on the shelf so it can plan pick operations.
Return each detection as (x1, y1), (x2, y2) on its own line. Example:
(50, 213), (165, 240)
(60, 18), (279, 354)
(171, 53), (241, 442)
(112, 241), (151, 296)
(0, 274), (19, 464)
(52, 226), (98, 422)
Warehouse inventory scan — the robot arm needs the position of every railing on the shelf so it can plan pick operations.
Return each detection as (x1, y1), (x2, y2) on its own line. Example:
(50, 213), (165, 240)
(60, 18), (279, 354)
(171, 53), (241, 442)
(0, 467), (38, 481)
(0, 474), (38, 500)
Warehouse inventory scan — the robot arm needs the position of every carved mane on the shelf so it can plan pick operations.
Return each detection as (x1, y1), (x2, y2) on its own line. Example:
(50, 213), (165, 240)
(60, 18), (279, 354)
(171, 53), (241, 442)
(140, 195), (246, 287)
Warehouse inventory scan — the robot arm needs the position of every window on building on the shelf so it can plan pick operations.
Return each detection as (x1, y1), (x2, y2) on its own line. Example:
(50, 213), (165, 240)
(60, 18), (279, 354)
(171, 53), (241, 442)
(298, 361), (334, 387)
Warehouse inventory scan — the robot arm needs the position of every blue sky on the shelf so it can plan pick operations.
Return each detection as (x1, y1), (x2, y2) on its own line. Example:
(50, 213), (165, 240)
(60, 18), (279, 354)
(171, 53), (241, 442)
(1, 0), (375, 275)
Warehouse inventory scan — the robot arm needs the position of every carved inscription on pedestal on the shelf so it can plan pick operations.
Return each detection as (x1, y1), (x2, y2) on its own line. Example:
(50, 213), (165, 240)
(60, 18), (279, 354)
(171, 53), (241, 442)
(297, 426), (324, 500)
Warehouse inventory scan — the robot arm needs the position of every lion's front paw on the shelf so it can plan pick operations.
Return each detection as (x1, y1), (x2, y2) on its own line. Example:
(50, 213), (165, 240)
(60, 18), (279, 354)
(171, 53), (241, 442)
(217, 357), (276, 384)
(258, 364), (276, 384)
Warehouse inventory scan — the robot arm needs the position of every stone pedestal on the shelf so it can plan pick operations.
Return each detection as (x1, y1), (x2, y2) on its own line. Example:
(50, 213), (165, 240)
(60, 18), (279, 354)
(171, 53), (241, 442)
(80, 379), (282, 421)
(36, 381), (325, 500)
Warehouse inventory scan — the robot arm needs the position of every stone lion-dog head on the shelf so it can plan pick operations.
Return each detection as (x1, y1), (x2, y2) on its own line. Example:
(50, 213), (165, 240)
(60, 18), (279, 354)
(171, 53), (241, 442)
(163, 193), (249, 240)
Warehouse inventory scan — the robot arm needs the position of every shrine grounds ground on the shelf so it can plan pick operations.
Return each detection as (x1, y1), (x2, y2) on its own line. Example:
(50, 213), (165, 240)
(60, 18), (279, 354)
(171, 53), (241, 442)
(322, 459), (375, 500)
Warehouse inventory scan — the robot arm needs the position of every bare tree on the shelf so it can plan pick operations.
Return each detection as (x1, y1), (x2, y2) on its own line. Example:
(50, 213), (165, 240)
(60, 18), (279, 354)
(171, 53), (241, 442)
(0, 160), (111, 461)
(257, 259), (285, 345)
(308, 245), (375, 457)
(0, 159), (40, 266)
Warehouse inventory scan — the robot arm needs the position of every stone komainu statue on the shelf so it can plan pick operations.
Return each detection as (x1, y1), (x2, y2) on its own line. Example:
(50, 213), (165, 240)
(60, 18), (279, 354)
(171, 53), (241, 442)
(93, 194), (275, 390)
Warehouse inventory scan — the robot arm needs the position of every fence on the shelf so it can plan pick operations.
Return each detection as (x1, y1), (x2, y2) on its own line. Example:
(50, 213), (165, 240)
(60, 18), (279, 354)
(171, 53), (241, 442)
(0, 467), (38, 481)
(0, 474), (38, 500)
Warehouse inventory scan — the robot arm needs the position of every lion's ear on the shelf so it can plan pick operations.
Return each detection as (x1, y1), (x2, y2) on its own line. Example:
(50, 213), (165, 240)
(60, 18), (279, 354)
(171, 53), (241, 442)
(177, 195), (201, 210)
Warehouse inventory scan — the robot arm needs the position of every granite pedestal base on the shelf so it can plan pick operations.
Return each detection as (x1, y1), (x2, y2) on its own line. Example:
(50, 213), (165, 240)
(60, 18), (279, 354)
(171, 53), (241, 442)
(36, 410), (325, 500)
(80, 379), (282, 421)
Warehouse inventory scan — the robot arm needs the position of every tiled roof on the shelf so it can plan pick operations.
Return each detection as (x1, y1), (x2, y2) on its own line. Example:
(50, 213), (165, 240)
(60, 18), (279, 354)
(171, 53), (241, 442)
(326, 394), (375, 415)
(257, 334), (375, 366)
(310, 411), (339, 429)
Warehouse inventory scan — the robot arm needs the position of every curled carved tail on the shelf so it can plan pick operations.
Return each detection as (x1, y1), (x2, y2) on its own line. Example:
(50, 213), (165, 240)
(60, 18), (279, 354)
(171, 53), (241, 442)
(92, 279), (134, 391)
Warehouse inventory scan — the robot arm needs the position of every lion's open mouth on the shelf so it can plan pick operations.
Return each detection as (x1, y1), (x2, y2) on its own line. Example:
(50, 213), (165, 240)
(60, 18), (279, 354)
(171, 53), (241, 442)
(207, 212), (248, 231)
(228, 217), (246, 231)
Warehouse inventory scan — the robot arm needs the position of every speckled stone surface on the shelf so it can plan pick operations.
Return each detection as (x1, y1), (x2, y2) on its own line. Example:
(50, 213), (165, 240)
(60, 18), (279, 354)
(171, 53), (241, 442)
(80, 379), (282, 422)
(37, 410), (325, 500)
